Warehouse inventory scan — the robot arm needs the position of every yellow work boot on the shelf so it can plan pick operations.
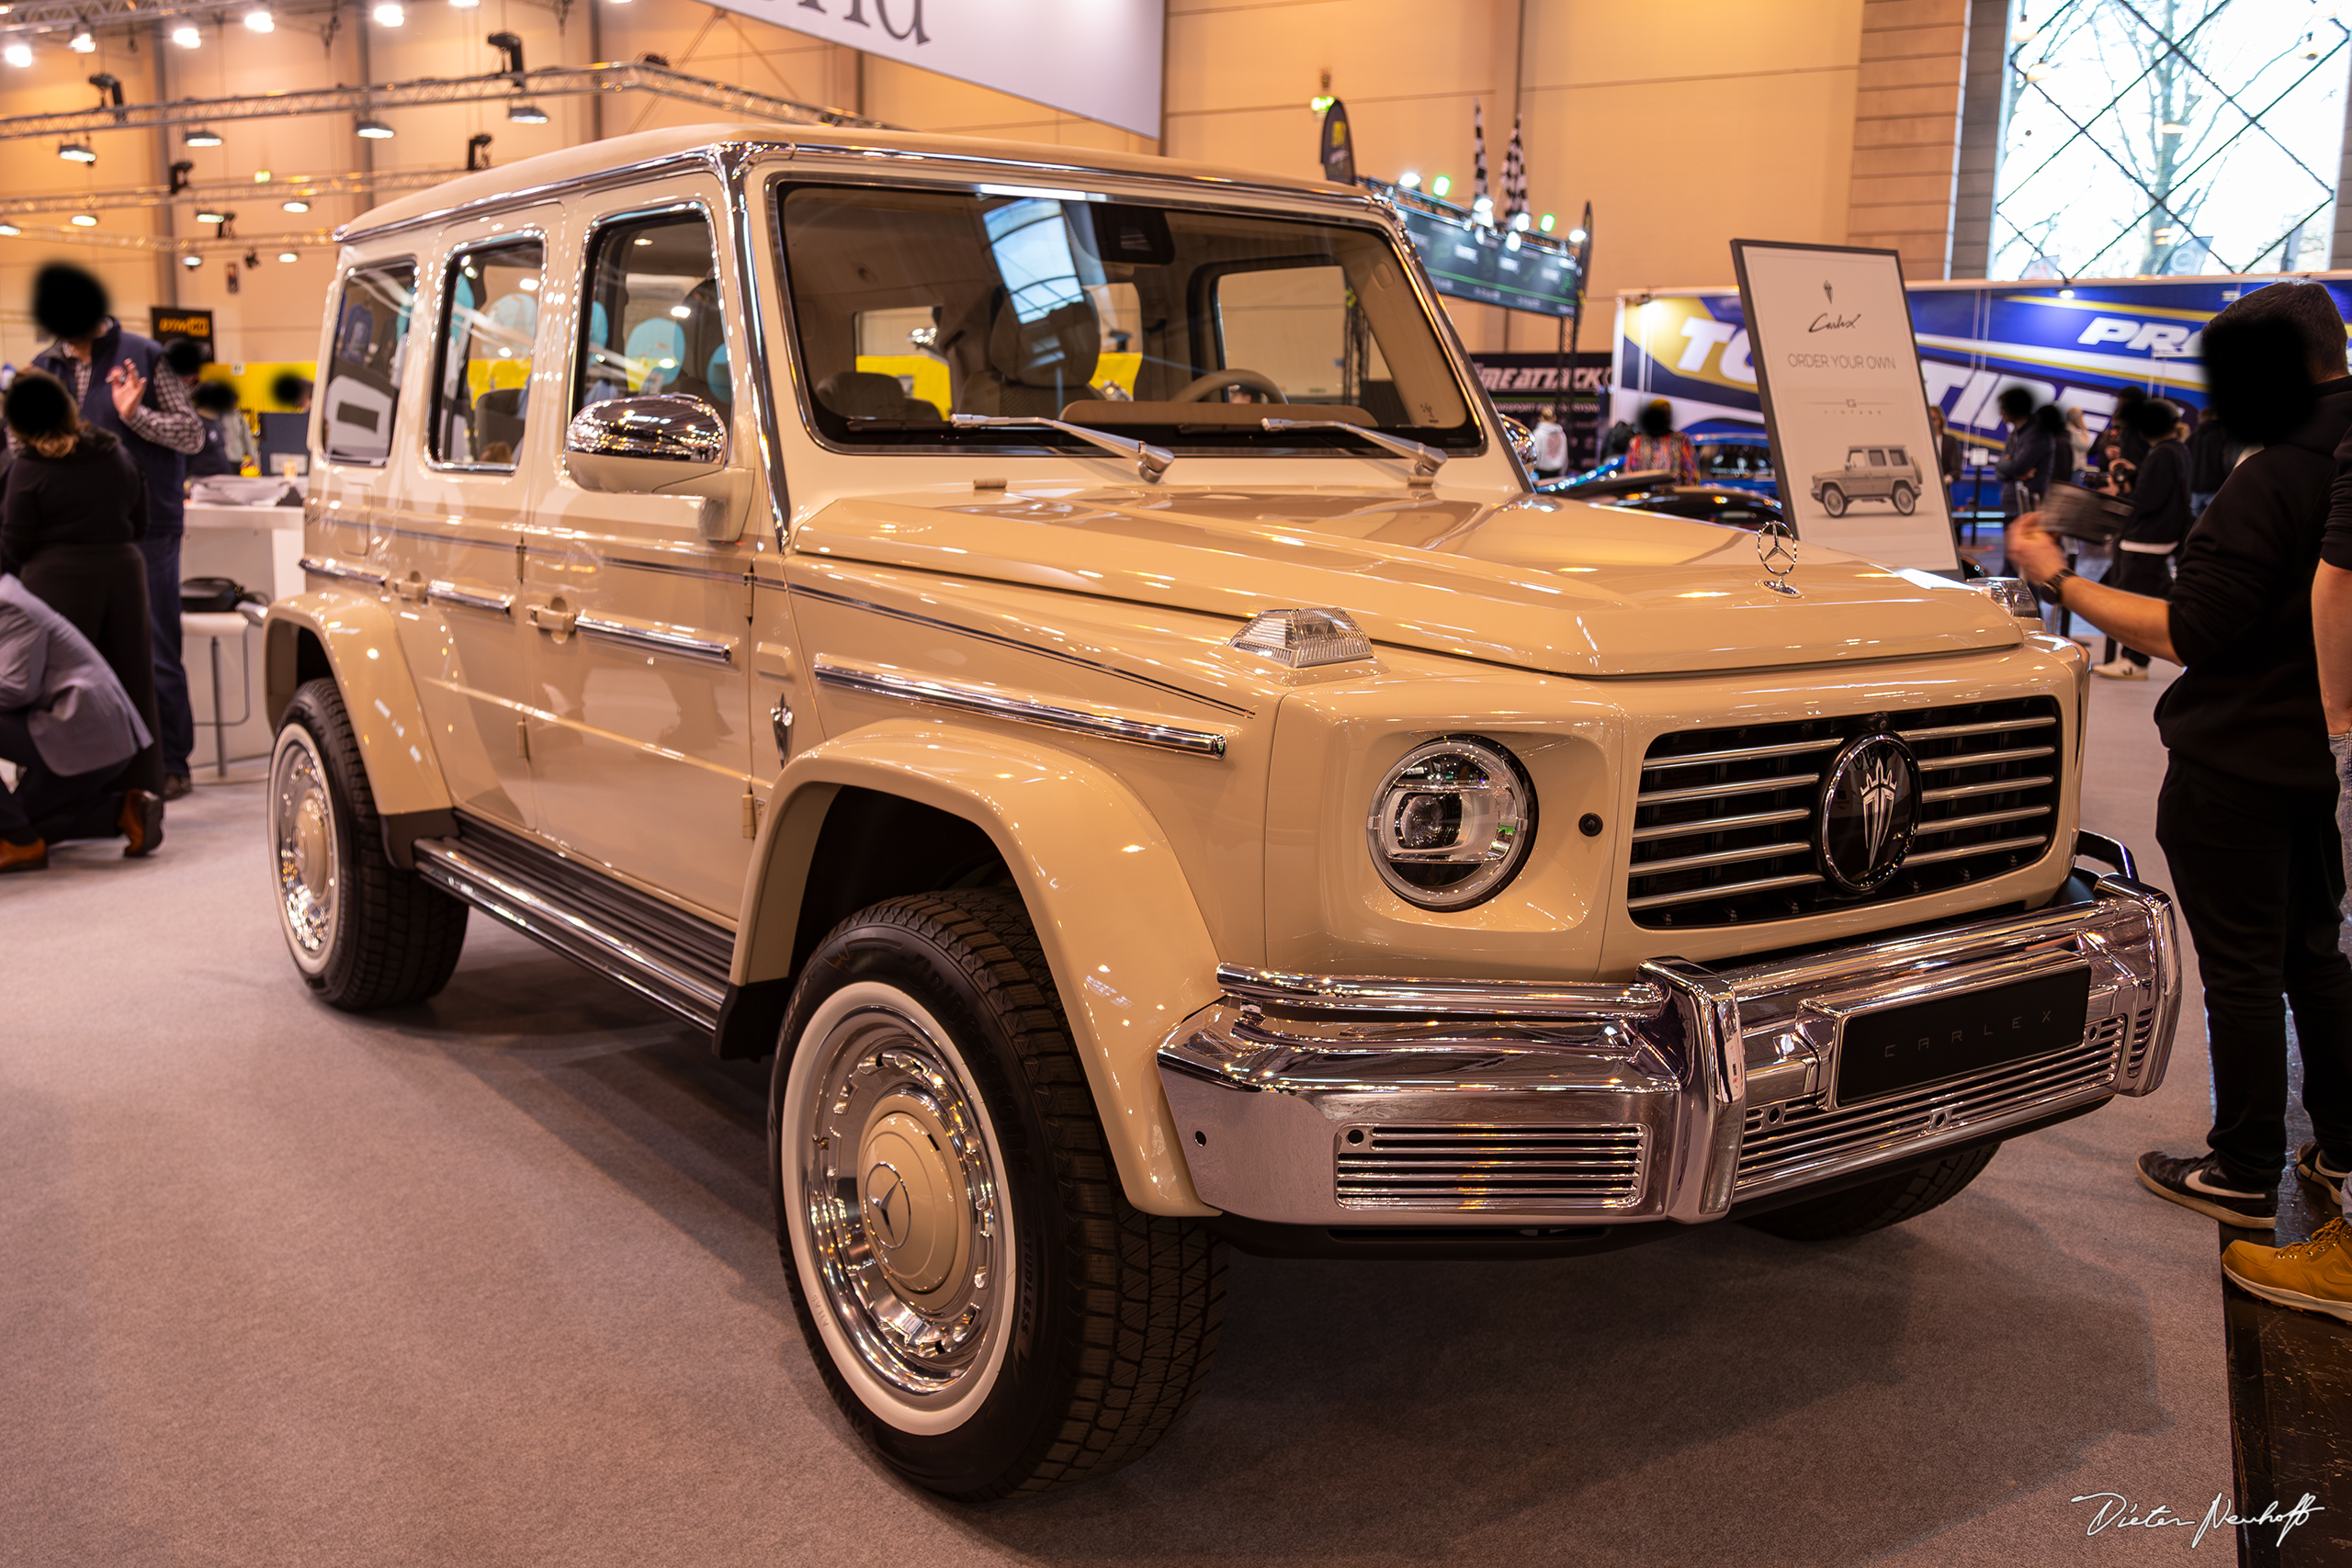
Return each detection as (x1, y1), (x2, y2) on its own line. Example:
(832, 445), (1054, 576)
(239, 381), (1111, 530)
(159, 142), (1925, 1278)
(2222, 1218), (2352, 1325)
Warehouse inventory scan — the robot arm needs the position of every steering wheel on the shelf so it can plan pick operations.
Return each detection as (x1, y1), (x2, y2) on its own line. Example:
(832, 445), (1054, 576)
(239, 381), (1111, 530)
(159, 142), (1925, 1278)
(1170, 368), (1287, 403)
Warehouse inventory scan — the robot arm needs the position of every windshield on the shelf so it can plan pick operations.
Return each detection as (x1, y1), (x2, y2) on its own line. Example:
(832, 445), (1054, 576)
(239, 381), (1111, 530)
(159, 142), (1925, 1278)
(776, 183), (1478, 457)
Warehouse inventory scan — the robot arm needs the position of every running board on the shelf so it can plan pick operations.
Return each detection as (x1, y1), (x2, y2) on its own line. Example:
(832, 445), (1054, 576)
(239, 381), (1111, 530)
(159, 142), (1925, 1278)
(412, 817), (732, 1032)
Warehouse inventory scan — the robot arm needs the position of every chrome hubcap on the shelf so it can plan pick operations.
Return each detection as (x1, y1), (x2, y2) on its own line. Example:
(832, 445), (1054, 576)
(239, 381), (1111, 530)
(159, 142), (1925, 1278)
(800, 1003), (1002, 1402)
(270, 734), (337, 967)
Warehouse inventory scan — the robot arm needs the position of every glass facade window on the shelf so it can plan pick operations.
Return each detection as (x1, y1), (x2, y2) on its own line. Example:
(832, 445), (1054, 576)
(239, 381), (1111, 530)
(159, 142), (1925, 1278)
(1993, 1), (2351, 278)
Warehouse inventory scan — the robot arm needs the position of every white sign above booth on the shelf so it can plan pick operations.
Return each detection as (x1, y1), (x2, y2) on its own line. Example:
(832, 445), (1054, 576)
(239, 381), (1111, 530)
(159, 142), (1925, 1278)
(728, 0), (1166, 139)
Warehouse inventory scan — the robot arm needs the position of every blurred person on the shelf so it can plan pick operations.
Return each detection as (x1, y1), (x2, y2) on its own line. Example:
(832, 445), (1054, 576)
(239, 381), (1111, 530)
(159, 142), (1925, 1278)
(1993, 386), (2062, 522)
(0, 570), (163, 873)
(187, 381), (255, 479)
(2189, 403), (2237, 516)
(1530, 404), (1567, 481)
(2010, 279), (2352, 1255)
(0, 369), (163, 795)
(1623, 399), (1699, 485)
(2064, 405), (2095, 478)
(2089, 395), (2192, 682)
(26, 265), (203, 800)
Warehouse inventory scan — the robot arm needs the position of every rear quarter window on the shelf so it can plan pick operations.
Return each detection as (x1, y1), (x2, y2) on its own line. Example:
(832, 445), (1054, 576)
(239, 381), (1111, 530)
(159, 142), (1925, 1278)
(323, 261), (417, 466)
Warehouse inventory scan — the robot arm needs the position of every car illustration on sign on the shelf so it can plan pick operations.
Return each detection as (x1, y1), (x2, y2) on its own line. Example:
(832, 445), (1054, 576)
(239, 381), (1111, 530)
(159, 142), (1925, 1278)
(1810, 444), (1924, 516)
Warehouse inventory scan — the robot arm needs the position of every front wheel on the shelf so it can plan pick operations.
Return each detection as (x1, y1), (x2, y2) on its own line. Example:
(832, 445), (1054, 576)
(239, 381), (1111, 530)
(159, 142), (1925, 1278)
(1742, 1142), (1999, 1240)
(1892, 481), (1918, 514)
(1818, 484), (1848, 517)
(772, 891), (1225, 1500)
(268, 678), (469, 1010)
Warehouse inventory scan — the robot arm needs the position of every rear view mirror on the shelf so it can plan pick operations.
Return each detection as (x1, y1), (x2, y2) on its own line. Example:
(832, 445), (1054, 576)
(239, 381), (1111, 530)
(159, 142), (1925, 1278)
(565, 394), (751, 541)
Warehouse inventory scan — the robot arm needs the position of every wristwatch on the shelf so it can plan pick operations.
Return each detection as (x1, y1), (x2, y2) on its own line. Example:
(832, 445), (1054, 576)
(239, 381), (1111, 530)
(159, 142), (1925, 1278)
(2031, 566), (2078, 605)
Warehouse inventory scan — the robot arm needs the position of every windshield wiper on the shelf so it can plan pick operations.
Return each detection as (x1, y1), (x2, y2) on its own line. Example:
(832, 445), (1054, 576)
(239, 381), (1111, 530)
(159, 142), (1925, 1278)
(1260, 417), (1447, 483)
(948, 414), (1173, 482)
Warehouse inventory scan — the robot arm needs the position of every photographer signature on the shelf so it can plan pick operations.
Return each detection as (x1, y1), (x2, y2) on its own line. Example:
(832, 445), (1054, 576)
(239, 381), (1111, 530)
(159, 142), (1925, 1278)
(2071, 1491), (2325, 1548)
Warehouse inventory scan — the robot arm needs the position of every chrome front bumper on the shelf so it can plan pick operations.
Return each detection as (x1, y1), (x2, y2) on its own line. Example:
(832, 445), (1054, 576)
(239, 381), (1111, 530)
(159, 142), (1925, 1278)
(1157, 833), (2178, 1228)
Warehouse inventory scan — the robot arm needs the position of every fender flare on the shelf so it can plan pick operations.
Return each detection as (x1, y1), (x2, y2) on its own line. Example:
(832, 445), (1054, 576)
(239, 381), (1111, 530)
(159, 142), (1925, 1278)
(263, 592), (454, 855)
(738, 719), (1220, 1217)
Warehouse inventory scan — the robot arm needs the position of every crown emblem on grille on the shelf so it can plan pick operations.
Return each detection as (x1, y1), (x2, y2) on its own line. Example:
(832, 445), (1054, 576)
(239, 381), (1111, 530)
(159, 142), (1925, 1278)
(1817, 733), (1920, 893)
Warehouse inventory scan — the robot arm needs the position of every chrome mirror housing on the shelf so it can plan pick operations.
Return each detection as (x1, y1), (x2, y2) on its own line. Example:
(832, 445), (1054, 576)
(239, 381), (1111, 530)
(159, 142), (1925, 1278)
(565, 394), (749, 543)
(1498, 412), (1536, 466)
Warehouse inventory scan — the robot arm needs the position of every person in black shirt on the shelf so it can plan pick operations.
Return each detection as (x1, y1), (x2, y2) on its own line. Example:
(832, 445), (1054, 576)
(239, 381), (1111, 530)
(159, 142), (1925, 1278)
(2010, 278), (2352, 1235)
(2090, 396), (2194, 681)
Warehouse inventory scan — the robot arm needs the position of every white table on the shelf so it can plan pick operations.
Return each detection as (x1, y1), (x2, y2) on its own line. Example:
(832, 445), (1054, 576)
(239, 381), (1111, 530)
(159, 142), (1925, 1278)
(179, 502), (305, 766)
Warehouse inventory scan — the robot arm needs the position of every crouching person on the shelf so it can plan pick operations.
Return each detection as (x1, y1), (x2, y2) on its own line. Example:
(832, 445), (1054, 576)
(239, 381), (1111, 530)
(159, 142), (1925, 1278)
(0, 572), (163, 872)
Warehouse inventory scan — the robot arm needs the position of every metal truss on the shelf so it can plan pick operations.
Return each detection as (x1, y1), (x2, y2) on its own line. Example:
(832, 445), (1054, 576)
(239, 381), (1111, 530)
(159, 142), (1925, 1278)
(0, 165), (462, 219)
(0, 0), (564, 39)
(0, 220), (338, 253)
(0, 59), (882, 141)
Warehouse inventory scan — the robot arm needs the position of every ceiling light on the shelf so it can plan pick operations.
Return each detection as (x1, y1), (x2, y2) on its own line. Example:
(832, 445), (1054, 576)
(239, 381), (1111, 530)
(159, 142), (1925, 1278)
(518, 276), (538, 290)
(70, 213), (96, 226)
(1568, 226), (1588, 243)
(171, 23), (200, 46)
(0, 223), (17, 236)
(668, 303), (691, 319)
(1538, 212), (1555, 232)
(1308, 94), (1335, 113)
(244, 7), (272, 29)
(281, 197), (309, 212)
(5, 43), (32, 66)
(450, 0), (480, 8)
(184, 126), (222, 147)
(1430, 175), (1451, 197)
(356, 117), (393, 139)
(1511, 210), (1531, 231)
(194, 209), (226, 223)
(181, 253), (203, 268)
(278, 250), (297, 262)
(1397, 171), (1420, 189)
(68, 28), (95, 52)
(507, 102), (548, 123)
(58, 141), (96, 163)
(371, 2), (402, 23)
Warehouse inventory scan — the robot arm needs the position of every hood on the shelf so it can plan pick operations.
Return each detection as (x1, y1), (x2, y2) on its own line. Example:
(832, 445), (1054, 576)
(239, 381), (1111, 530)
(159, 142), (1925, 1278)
(795, 487), (2022, 679)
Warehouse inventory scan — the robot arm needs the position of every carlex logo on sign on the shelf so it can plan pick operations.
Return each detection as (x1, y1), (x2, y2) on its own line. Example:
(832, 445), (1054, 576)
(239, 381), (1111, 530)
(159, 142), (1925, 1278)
(737, 0), (1164, 137)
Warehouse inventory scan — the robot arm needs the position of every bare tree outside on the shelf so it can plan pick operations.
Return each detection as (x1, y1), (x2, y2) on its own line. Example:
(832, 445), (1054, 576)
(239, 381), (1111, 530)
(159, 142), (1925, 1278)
(1992, 0), (2348, 281)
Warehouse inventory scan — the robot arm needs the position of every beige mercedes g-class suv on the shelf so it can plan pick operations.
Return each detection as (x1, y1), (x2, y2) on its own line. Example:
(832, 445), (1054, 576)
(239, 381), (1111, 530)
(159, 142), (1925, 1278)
(263, 124), (2178, 1501)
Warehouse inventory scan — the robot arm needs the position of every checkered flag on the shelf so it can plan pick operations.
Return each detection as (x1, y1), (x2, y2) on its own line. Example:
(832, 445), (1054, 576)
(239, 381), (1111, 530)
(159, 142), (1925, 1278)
(1473, 99), (1489, 209)
(1502, 112), (1529, 222)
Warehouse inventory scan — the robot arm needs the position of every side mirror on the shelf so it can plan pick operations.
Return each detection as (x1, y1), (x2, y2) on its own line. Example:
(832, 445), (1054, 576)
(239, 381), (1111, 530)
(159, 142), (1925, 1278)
(565, 394), (751, 542)
(1498, 412), (1536, 466)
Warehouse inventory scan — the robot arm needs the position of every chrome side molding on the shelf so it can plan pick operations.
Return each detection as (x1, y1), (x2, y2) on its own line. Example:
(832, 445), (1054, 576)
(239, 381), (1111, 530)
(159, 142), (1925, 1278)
(812, 656), (1232, 758)
(575, 612), (736, 665)
(424, 581), (517, 615)
(300, 556), (386, 587)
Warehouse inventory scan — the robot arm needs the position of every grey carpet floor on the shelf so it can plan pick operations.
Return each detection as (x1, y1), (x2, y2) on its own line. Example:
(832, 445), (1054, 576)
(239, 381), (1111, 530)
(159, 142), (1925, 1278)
(0, 667), (2263, 1566)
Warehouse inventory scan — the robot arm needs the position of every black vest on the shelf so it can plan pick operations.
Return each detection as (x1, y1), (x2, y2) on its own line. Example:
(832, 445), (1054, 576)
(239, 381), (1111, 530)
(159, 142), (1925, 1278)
(33, 322), (186, 535)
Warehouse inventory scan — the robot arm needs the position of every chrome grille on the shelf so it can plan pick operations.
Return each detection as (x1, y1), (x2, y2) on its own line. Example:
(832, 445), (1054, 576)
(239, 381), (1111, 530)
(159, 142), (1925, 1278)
(2125, 1008), (2156, 1080)
(1628, 697), (2065, 927)
(1334, 1123), (1645, 1211)
(1735, 1013), (2125, 1193)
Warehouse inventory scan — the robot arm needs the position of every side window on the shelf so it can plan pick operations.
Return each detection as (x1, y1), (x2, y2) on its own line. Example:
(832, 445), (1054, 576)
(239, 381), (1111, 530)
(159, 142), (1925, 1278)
(576, 213), (730, 420)
(322, 261), (416, 466)
(430, 238), (544, 469)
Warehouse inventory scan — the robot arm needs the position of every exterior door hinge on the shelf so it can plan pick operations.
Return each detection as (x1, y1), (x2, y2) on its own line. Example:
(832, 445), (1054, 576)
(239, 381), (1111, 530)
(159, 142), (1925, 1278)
(516, 720), (530, 761)
(741, 789), (763, 839)
(744, 571), (757, 622)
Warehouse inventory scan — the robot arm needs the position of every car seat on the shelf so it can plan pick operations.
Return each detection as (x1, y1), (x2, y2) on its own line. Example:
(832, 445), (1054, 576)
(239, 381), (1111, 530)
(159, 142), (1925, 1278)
(954, 289), (1102, 416)
(816, 369), (943, 423)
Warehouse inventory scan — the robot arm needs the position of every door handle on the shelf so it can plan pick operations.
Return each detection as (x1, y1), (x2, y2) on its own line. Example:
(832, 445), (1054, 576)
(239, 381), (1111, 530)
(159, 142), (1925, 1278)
(526, 602), (577, 637)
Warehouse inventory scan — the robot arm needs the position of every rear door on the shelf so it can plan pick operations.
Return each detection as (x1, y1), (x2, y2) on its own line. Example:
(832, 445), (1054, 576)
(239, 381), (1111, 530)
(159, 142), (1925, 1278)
(518, 191), (759, 918)
(380, 211), (554, 832)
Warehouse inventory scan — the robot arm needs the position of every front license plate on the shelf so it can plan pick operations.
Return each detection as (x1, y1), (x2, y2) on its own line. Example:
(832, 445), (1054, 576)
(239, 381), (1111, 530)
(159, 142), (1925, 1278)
(1835, 967), (2092, 1107)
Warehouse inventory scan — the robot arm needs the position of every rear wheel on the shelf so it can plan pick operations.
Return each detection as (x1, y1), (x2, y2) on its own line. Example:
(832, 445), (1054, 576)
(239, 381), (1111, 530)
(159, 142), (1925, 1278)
(269, 678), (469, 1010)
(1892, 481), (1918, 514)
(1742, 1143), (1999, 1240)
(772, 890), (1225, 1500)
(1819, 484), (1848, 516)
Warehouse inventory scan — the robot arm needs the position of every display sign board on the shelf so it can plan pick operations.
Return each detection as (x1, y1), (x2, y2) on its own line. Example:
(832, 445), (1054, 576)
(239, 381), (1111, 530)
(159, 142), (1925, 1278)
(1366, 180), (1582, 318)
(151, 306), (215, 349)
(1731, 239), (1957, 572)
(1466, 350), (1610, 423)
(735, 0), (1164, 138)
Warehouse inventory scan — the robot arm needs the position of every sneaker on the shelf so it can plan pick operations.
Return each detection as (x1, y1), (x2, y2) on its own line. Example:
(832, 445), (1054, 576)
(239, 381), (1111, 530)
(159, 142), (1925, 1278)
(2222, 1218), (2352, 1325)
(2137, 1150), (2277, 1227)
(160, 773), (193, 801)
(2297, 1143), (2349, 1209)
(2092, 660), (2148, 681)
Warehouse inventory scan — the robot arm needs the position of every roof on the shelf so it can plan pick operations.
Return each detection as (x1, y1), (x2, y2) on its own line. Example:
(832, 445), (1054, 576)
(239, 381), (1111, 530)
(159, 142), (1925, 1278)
(343, 121), (1350, 240)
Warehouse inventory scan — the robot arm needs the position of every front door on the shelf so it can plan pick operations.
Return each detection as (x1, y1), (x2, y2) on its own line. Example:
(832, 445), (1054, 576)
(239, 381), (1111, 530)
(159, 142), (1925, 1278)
(519, 196), (758, 919)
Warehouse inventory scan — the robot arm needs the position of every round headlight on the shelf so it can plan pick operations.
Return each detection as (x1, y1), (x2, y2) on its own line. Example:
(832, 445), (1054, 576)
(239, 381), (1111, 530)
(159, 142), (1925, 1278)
(1365, 736), (1537, 909)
